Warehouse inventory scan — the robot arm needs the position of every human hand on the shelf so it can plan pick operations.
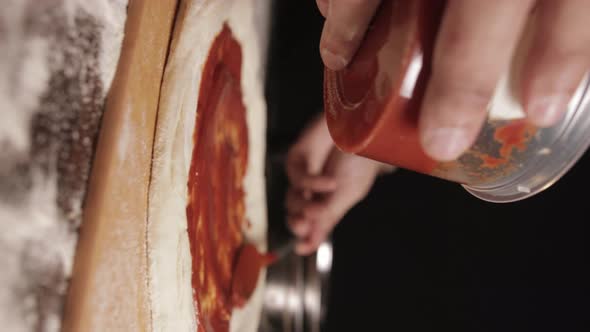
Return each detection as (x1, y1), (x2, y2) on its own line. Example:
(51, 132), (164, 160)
(285, 114), (338, 194)
(317, 0), (590, 161)
(286, 146), (387, 255)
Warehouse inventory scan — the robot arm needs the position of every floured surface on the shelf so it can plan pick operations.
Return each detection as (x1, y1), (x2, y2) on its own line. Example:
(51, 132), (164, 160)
(147, 0), (271, 331)
(61, 1), (178, 331)
(0, 1), (127, 331)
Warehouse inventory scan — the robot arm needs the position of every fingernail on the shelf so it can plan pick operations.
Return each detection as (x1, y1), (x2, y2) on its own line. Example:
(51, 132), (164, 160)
(527, 95), (568, 127)
(321, 48), (347, 70)
(422, 127), (470, 162)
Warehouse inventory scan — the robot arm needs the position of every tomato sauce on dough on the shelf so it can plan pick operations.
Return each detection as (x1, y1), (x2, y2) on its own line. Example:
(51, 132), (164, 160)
(186, 23), (249, 332)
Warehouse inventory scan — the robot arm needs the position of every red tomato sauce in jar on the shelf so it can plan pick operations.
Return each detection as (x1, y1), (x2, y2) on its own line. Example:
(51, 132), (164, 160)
(324, 0), (444, 174)
(324, 0), (539, 186)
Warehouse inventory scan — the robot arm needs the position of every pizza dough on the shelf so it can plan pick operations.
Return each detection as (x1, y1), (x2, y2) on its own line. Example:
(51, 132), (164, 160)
(147, 0), (271, 331)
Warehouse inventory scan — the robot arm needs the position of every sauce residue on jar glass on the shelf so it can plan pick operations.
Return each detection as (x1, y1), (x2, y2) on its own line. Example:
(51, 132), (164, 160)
(437, 119), (538, 185)
(480, 120), (536, 169)
(185, 23), (261, 332)
(496, 121), (535, 159)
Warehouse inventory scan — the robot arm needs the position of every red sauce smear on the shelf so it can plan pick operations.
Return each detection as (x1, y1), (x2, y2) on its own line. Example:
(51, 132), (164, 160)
(230, 244), (276, 308)
(186, 24), (263, 332)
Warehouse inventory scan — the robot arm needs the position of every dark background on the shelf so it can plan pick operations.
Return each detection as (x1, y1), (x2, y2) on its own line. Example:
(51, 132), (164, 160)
(264, 1), (588, 331)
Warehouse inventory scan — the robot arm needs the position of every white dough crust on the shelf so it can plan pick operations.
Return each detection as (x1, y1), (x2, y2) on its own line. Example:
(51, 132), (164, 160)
(147, 0), (270, 331)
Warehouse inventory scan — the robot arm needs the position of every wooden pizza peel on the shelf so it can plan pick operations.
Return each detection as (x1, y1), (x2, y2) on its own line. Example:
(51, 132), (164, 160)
(61, 1), (178, 330)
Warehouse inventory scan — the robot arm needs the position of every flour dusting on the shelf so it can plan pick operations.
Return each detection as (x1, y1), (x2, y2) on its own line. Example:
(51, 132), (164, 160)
(0, 0), (128, 331)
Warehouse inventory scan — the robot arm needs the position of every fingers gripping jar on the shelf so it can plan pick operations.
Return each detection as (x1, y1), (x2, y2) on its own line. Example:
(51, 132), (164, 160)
(324, 0), (590, 202)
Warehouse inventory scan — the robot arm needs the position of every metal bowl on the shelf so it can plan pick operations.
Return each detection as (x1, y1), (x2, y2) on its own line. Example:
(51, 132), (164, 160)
(258, 239), (333, 332)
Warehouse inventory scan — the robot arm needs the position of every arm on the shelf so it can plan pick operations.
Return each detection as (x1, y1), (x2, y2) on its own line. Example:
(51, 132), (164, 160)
(285, 115), (395, 255)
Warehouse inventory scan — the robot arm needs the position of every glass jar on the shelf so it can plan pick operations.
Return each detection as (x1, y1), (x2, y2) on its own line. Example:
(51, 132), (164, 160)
(324, 0), (590, 202)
